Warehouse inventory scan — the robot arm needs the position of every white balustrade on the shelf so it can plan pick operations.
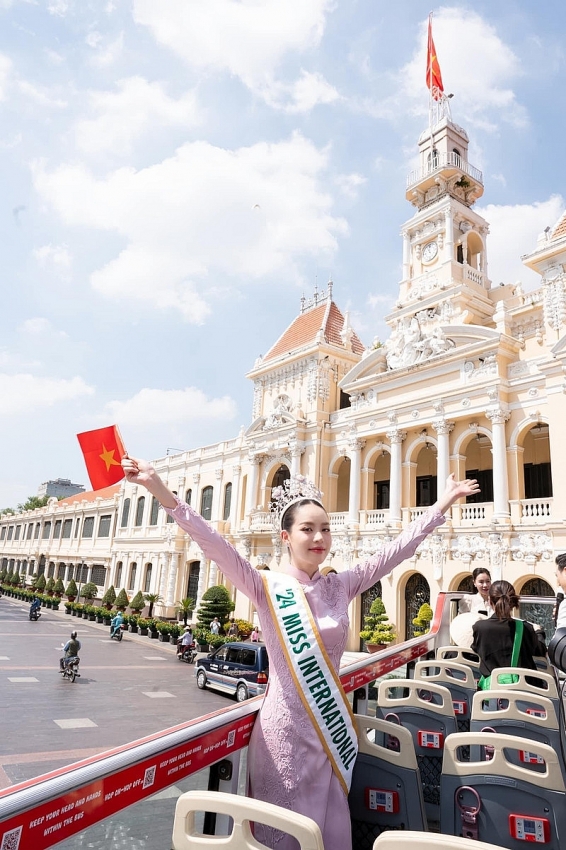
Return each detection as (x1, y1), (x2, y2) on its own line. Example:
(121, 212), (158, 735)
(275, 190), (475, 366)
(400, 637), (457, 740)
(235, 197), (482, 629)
(249, 512), (273, 531)
(409, 507), (427, 521)
(365, 510), (387, 528)
(520, 499), (552, 521)
(328, 512), (348, 531)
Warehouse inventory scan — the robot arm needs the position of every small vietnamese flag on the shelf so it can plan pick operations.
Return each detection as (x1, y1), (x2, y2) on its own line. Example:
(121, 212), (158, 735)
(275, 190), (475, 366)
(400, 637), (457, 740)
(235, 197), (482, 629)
(77, 425), (126, 490)
(426, 14), (444, 101)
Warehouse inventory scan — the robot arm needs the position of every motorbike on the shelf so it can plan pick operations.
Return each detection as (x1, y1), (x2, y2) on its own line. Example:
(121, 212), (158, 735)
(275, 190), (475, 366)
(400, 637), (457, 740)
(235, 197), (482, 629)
(29, 605), (41, 621)
(177, 637), (197, 663)
(110, 623), (124, 641)
(61, 657), (80, 682)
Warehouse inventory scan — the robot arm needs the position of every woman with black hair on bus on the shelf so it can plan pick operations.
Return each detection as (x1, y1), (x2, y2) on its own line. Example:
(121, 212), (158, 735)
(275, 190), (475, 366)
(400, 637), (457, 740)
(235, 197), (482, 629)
(459, 566), (493, 615)
(471, 580), (545, 682)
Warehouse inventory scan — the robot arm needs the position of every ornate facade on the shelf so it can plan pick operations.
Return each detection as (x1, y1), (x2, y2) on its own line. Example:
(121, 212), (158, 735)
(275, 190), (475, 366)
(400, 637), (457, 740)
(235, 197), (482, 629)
(2, 111), (565, 647)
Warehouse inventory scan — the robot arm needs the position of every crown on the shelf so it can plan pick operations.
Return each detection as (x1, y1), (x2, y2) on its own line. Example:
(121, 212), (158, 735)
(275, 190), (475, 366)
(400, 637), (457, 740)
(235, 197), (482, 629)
(270, 474), (324, 529)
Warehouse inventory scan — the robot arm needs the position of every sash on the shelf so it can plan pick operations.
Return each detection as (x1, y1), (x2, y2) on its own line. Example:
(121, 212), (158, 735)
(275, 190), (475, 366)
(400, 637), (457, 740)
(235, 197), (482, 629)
(261, 571), (358, 794)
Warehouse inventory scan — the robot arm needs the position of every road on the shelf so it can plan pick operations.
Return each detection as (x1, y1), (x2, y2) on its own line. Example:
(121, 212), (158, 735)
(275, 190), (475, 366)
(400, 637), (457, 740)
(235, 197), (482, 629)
(0, 595), (241, 849)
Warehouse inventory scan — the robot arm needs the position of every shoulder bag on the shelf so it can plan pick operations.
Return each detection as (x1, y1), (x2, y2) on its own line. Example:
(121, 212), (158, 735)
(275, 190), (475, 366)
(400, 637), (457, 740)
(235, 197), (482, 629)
(477, 618), (523, 691)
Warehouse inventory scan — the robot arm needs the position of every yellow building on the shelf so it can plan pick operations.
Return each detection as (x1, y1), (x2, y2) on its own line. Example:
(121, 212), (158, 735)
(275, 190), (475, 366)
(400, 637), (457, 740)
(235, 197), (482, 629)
(2, 109), (565, 646)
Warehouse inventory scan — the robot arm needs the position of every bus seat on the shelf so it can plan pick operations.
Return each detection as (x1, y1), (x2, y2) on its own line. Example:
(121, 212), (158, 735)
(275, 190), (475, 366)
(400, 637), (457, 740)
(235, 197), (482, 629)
(373, 831), (505, 850)
(435, 646), (480, 676)
(171, 790), (324, 850)
(414, 660), (477, 732)
(377, 679), (457, 825)
(485, 667), (562, 722)
(350, 714), (427, 850)
(440, 732), (566, 848)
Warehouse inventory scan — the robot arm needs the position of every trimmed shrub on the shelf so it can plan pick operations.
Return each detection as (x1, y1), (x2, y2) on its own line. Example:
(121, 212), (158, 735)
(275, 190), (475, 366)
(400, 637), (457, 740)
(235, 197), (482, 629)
(115, 588), (129, 610)
(195, 585), (233, 633)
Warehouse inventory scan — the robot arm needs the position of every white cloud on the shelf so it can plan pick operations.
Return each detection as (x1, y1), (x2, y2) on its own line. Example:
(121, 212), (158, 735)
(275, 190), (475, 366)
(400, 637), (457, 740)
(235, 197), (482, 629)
(377, 8), (526, 132)
(0, 373), (94, 415)
(87, 31), (124, 67)
(17, 80), (68, 108)
(47, 0), (70, 17)
(133, 0), (334, 104)
(0, 54), (12, 101)
(33, 243), (72, 271)
(335, 172), (366, 200)
(261, 70), (340, 113)
(477, 195), (565, 288)
(75, 77), (201, 156)
(32, 133), (348, 321)
(103, 387), (237, 428)
(18, 317), (68, 338)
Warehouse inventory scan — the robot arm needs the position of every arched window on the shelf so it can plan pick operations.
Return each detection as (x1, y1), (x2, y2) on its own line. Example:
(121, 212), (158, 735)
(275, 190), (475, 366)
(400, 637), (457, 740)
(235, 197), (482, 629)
(150, 497), (159, 526)
(187, 562), (200, 602)
(404, 573), (430, 640)
(115, 562), (123, 588)
(272, 466), (290, 491)
(223, 483), (232, 520)
(200, 486), (213, 520)
(135, 496), (145, 527)
(120, 498), (130, 528)
(185, 489), (192, 505)
(144, 563), (153, 593)
(167, 491), (177, 523)
(128, 563), (137, 591)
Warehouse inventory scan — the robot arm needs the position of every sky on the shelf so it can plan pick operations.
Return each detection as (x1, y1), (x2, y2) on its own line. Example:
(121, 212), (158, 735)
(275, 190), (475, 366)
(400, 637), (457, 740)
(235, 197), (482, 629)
(1, 0), (566, 508)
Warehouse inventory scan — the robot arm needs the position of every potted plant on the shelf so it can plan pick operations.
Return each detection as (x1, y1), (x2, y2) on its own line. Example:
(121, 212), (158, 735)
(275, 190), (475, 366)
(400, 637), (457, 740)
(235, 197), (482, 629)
(103, 610), (112, 626)
(412, 602), (434, 637)
(65, 601), (73, 615)
(45, 577), (55, 596)
(137, 618), (151, 636)
(360, 597), (396, 652)
(207, 633), (227, 651)
(54, 578), (65, 598)
(85, 604), (97, 621)
(156, 621), (172, 642)
(169, 623), (181, 643)
(128, 615), (140, 633)
(129, 590), (146, 616)
(147, 619), (159, 639)
(80, 582), (98, 605)
(144, 593), (164, 619)
(115, 588), (129, 612)
(65, 579), (78, 603)
(194, 627), (209, 651)
(35, 574), (47, 595)
(94, 606), (105, 623)
(176, 597), (196, 626)
(101, 585), (117, 610)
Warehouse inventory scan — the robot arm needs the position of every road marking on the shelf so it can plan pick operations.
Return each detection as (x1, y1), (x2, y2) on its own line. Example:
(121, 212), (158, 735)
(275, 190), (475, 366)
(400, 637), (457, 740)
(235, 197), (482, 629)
(142, 691), (176, 699)
(143, 656), (167, 661)
(0, 656), (9, 660)
(54, 719), (98, 729)
(8, 677), (39, 683)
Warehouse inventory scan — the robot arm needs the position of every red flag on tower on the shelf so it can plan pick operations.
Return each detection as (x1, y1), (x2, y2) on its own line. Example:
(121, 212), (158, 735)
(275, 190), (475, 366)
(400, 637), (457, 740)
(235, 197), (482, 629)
(426, 14), (444, 101)
(77, 425), (126, 490)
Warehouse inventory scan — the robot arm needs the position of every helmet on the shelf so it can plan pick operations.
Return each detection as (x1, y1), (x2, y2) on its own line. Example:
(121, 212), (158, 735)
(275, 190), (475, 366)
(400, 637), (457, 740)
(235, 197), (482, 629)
(71, 631), (77, 639)
(184, 626), (192, 632)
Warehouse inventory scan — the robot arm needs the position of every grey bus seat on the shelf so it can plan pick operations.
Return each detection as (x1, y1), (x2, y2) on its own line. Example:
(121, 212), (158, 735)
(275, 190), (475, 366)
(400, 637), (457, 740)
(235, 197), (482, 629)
(440, 732), (566, 848)
(470, 689), (566, 778)
(414, 660), (477, 732)
(486, 666), (562, 722)
(377, 679), (457, 824)
(373, 832), (505, 850)
(349, 715), (427, 850)
(172, 790), (324, 850)
(435, 646), (481, 680)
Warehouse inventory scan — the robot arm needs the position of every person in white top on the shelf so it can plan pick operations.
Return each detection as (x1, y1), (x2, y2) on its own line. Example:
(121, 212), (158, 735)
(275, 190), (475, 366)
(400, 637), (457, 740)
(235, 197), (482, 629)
(459, 567), (493, 615)
(555, 554), (566, 630)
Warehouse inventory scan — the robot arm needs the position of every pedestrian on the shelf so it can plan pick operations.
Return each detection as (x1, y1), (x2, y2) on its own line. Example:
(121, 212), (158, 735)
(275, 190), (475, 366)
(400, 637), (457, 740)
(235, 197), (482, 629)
(209, 617), (220, 635)
(122, 454), (479, 850)
(228, 620), (239, 637)
(250, 627), (259, 642)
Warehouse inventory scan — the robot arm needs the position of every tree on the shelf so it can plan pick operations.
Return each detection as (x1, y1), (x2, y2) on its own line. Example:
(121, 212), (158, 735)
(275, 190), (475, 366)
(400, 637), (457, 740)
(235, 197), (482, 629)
(101, 585), (117, 610)
(45, 577), (56, 595)
(412, 602), (434, 637)
(54, 578), (65, 596)
(0, 508), (15, 516)
(144, 593), (163, 618)
(115, 588), (129, 610)
(129, 590), (146, 613)
(35, 574), (47, 592)
(80, 582), (98, 602)
(17, 495), (49, 512)
(359, 597), (396, 647)
(65, 579), (78, 600)
(195, 585), (233, 632)
(176, 597), (196, 625)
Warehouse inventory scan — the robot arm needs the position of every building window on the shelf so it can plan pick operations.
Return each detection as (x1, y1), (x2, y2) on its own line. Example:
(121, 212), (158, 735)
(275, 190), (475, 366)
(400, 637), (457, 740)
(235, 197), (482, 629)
(167, 491), (177, 523)
(15, 525), (21, 541)
(62, 519), (72, 539)
(416, 475), (437, 507)
(77, 564), (89, 583)
(74, 518), (81, 538)
(41, 522), (51, 540)
(374, 480), (390, 510)
(120, 498), (130, 528)
(135, 497), (145, 527)
(35, 523), (41, 539)
(53, 520), (62, 539)
(98, 515), (112, 537)
(57, 563), (66, 579)
(83, 517), (95, 538)
(223, 483), (232, 521)
(0, 527), (5, 541)
(524, 462), (553, 499)
(185, 488), (192, 505)
(91, 566), (106, 586)
(187, 562), (200, 602)
(7, 526), (14, 541)
(48, 562), (55, 578)
(128, 563), (137, 591)
(339, 390), (352, 410)
(115, 562), (123, 588)
(26, 523), (34, 540)
(466, 469), (494, 503)
(200, 486), (213, 520)
(143, 564), (152, 592)
(149, 497), (159, 526)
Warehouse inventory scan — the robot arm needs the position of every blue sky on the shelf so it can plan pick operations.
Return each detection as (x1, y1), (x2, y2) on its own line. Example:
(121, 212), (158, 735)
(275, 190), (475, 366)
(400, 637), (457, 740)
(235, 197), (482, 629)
(1, 0), (565, 507)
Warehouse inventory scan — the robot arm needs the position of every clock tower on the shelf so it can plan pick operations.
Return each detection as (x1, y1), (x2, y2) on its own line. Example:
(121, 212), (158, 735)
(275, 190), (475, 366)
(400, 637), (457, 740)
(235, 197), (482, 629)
(390, 108), (495, 334)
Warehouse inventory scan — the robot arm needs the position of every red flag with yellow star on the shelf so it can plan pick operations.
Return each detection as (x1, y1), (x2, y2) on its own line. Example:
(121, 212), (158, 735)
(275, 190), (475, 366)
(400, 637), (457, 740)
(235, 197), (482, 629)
(77, 425), (126, 490)
(426, 15), (444, 101)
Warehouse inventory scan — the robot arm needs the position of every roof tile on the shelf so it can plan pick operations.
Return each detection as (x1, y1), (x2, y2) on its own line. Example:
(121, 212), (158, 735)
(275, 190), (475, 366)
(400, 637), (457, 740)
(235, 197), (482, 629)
(263, 300), (364, 361)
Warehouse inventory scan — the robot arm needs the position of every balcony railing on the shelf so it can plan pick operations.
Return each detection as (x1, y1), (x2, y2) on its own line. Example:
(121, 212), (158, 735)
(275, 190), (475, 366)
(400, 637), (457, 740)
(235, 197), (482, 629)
(249, 512), (273, 532)
(406, 151), (483, 189)
(328, 512), (348, 531)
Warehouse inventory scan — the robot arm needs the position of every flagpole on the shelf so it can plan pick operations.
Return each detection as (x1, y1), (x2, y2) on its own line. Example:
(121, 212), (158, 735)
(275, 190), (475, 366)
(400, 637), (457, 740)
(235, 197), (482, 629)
(427, 12), (434, 166)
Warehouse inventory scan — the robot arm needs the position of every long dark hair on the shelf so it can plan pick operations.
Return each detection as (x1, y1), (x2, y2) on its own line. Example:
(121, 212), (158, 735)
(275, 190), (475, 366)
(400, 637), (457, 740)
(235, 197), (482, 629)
(489, 580), (519, 621)
(281, 499), (327, 533)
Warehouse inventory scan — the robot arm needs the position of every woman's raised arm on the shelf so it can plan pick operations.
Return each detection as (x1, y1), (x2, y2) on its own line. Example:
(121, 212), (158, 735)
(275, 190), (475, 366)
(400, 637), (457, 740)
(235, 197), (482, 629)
(122, 455), (178, 509)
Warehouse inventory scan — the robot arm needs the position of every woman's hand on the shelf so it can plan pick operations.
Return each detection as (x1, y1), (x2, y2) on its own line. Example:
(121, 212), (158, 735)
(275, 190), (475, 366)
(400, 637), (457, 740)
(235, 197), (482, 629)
(434, 473), (480, 515)
(121, 454), (178, 509)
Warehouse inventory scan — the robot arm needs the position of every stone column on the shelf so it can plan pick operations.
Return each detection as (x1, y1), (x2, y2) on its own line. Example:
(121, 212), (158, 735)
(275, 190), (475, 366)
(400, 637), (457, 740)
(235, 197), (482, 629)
(347, 437), (365, 524)
(444, 209), (453, 262)
(290, 443), (304, 477)
(158, 552), (168, 601)
(208, 560), (218, 588)
(402, 231), (410, 280)
(487, 407), (511, 519)
(192, 473), (201, 513)
(229, 465), (241, 531)
(212, 468), (223, 522)
(195, 548), (207, 607)
(387, 429), (407, 524)
(166, 552), (179, 606)
(245, 455), (261, 521)
(433, 419), (454, 494)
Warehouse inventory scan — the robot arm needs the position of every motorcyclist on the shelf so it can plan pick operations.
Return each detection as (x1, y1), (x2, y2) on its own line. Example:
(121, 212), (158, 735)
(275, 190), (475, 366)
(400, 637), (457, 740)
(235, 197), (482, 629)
(29, 597), (41, 617)
(60, 631), (81, 670)
(177, 625), (194, 656)
(110, 611), (124, 638)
